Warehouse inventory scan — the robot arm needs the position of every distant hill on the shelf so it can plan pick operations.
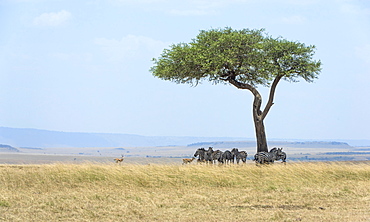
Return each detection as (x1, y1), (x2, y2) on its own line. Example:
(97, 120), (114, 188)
(0, 144), (20, 152)
(188, 141), (352, 149)
(0, 127), (248, 148)
(0, 126), (366, 149)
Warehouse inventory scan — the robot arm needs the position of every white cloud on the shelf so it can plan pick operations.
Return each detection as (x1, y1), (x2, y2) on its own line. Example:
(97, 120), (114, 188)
(95, 35), (169, 61)
(33, 10), (72, 26)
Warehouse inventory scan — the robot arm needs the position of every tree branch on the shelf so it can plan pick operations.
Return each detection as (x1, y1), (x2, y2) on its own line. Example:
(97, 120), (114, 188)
(227, 76), (263, 120)
(261, 75), (283, 120)
(227, 76), (256, 95)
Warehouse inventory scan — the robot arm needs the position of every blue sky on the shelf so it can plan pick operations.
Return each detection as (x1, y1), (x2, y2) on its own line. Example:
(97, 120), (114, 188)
(1, 0), (369, 140)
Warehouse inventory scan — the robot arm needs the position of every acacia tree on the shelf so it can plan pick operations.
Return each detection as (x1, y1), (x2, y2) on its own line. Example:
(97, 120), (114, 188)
(150, 28), (321, 153)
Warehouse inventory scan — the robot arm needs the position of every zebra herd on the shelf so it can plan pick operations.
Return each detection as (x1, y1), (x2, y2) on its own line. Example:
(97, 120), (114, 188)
(192, 147), (286, 164)
(193, 147), (248, 164)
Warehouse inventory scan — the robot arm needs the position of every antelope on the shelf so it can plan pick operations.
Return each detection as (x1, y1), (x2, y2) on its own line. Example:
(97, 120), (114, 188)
(114, 155), (124, 163)
(182, 157), (195, 165)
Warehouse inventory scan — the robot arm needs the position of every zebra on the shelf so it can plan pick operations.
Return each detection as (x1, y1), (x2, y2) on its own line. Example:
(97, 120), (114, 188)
(278, 152), (287, 163)
(204, 147), (214, 164)
(194, 148), (206, 162)
(211, 150), (223, 164)
(221, 150), (234, 164)
(270, 147), (287, 163)
(254, 150), (278, 164)
(231, 148), (248, 164)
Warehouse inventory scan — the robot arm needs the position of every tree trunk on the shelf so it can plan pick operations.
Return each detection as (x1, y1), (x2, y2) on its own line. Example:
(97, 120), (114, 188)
(254, 118), (268, 152)
(254, 117), (268, 152)
(227, 74), (282, 153)
(252, 94), (269, 153)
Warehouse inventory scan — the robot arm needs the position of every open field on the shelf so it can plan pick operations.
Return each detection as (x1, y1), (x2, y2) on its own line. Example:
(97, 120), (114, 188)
(0, 162), (369, 221)
(1, 144), (369, 165)
(0, 153), (182, 165)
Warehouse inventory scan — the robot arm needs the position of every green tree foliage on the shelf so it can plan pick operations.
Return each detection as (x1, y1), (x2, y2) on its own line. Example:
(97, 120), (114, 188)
(150, 28), (321, 152)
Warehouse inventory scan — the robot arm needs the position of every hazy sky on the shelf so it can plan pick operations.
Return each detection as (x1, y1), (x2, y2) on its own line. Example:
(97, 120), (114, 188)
(1, 0), (369, 140)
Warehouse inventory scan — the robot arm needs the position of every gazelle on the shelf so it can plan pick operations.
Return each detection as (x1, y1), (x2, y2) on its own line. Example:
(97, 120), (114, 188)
(114, 155), (124, 163)
(182, 157), (195, 165)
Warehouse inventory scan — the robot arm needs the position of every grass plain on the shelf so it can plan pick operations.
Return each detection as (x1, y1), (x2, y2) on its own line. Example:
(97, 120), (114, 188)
(0, 161), (369, 221)
(2, 144), (369, 165)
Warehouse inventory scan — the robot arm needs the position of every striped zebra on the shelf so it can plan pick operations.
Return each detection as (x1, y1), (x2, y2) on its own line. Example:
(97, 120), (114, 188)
(254, 150), (278, 164)
(231, 148), (248, 164)
(222, 150), (234, 164)
(194, 148), (206, 162)
(211, 150), (223, 164)
(270, 147), (287, 163)
(204, 147), (214, 163)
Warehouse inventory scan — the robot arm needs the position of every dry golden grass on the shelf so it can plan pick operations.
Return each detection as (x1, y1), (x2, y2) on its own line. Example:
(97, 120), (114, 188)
(0, 161), (369, 221)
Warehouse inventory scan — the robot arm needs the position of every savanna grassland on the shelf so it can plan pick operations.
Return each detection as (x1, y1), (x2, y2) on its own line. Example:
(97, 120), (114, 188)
(0, 162), (369, 221)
